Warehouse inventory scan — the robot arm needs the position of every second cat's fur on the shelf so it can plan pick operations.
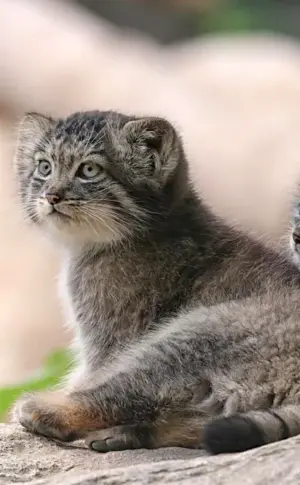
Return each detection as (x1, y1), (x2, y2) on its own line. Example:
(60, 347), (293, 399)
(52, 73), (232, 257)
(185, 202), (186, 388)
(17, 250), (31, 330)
(12, 110), (300, 454)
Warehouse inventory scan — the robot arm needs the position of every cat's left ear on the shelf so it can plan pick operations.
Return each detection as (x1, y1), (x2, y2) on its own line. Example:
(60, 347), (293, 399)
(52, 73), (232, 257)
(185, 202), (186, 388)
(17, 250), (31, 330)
(122, 116), (180, 181)
(17, 112), (55, 145)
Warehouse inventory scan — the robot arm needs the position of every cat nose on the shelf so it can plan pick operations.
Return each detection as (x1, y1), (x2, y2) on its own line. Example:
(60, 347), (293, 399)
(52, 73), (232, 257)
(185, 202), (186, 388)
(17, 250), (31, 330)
(45, 193), (61, 205)
(293, 229), (300, 245)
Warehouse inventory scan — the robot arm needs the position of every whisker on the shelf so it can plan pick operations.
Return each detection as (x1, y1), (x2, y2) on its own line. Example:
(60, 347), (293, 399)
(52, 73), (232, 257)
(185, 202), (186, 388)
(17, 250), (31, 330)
(78, 206), (123, 241)
(80, 212), (101, 240)
(84, 203), (146, 237)
(84, 204), (147, 237)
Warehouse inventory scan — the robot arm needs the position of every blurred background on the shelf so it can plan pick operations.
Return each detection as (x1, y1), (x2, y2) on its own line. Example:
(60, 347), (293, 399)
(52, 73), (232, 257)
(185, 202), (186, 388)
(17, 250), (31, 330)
(1, 0), (300, 419)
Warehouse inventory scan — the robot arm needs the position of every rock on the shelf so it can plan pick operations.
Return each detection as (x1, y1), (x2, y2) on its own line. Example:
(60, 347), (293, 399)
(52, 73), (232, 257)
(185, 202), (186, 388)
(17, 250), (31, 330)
(1, 424), (300, 484)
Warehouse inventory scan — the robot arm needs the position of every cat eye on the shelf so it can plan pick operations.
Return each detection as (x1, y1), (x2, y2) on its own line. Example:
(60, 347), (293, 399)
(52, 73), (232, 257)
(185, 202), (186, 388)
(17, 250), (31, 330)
(36, 160), (52, 178)
(76, 162), (102, 180)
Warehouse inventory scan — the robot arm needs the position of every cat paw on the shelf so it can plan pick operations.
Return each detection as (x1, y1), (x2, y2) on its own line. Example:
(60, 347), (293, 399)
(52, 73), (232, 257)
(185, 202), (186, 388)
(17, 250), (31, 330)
(85, 424), (152, 452)
(12, 391), (86, 442)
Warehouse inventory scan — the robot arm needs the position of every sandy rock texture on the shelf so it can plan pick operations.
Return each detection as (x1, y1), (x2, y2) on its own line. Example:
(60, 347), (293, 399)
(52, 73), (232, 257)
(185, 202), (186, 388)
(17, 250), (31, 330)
(1, 424), (300, 485)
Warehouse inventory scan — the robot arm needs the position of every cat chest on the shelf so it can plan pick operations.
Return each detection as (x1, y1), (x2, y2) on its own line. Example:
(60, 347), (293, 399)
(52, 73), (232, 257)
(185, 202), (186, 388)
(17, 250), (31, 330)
(65, 260), (158, 326)
(64, 251), (189, 329)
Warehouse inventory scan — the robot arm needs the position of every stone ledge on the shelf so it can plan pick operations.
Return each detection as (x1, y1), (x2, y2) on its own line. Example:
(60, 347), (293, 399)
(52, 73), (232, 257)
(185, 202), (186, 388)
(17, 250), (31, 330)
(1, 424), (300, 484)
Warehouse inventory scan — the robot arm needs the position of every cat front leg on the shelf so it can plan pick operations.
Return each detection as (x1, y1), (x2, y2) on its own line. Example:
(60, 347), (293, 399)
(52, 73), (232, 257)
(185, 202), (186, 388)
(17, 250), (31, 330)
(12, 311), (206, 443)
(12, 306), (239, 446)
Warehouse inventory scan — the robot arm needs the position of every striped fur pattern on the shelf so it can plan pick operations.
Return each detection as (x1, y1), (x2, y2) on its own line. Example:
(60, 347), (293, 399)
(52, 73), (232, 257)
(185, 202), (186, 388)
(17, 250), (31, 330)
(12, 110), (300, 454)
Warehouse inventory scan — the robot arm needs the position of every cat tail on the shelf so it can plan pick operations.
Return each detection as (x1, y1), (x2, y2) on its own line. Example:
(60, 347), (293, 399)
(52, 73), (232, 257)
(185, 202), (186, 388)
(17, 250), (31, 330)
(203, 405), (300, 454)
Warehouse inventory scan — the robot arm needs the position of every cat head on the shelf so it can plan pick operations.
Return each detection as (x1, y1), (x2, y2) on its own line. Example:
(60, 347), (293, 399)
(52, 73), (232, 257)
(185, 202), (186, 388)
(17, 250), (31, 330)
(15, 110), (188, 246)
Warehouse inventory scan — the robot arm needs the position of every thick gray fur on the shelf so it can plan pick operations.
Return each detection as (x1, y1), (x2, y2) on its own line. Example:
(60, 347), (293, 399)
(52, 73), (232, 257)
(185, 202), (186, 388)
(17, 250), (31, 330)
(13, 110), (300, 454)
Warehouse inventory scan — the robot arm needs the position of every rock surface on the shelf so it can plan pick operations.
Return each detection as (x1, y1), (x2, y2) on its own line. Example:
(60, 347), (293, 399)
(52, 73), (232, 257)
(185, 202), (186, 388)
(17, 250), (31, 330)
(1, 424), (300, 484)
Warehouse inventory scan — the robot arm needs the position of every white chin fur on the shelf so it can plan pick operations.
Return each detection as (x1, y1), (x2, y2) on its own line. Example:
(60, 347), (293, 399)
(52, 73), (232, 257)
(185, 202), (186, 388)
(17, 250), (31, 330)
(39, 216), (123, 247)
(45, 222), (122, 247)
(36, 199), (125, 246)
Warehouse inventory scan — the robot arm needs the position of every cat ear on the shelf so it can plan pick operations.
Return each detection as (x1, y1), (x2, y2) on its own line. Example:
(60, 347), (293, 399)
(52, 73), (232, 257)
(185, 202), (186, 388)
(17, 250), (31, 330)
(15, 113), (55, 171)
(18, 112), (55, 146)
(122, 116), (180, 180)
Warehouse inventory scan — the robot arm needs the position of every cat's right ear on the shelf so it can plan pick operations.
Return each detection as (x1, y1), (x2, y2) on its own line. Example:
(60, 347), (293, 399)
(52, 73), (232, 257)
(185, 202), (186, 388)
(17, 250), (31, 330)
(18, 112), (54, 144)
(122, 116), (182, 183)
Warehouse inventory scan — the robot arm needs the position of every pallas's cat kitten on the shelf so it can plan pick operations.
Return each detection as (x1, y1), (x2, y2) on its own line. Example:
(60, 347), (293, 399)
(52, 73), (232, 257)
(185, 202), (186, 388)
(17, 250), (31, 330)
(12, 110), (300, 454)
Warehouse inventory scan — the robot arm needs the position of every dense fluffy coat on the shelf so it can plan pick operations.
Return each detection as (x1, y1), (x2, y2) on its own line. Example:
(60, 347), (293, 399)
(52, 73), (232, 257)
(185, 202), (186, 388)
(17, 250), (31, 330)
(13, 110), (300, 454)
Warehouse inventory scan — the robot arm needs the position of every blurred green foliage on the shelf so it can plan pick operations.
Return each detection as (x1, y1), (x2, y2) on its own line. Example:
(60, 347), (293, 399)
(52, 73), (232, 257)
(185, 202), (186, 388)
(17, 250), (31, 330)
(200, 0), (300, 38)
(201, 2), (257, 33)
(0, 349), (71, 422)
(77, 0), (300, 44)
